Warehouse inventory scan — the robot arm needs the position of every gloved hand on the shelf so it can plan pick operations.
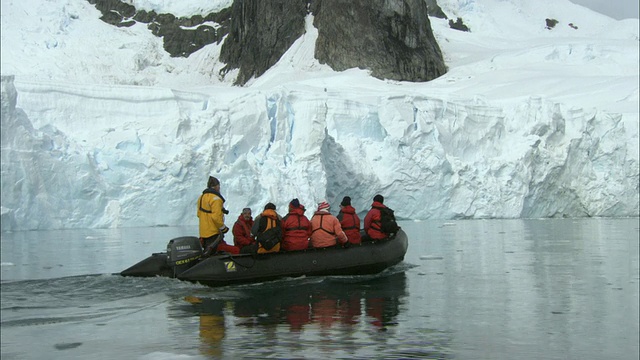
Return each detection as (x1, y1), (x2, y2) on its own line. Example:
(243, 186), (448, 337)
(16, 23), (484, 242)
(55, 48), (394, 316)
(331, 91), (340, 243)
(221, 225), (229, 234)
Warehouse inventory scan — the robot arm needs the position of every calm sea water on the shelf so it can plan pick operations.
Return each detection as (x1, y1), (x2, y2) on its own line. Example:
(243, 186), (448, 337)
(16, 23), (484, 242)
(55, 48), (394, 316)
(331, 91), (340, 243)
(1, 218), (638, 360)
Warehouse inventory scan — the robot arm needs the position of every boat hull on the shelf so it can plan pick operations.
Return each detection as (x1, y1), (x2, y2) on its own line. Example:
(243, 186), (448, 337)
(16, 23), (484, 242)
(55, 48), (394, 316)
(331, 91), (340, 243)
(120, 253), (173, 278)
(121, 229), (408, 287)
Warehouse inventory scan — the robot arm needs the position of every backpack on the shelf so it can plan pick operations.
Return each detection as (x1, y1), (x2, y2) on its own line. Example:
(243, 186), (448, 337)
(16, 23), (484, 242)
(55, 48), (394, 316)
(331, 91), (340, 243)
(256, 217), (283, 250)
(376, 206), (400, 234)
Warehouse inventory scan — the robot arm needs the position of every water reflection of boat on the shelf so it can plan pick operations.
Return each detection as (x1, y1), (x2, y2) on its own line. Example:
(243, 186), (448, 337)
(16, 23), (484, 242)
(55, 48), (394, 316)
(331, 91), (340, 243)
(171, 272), (453, 358)
(121, 230), (408, 287)
(183, 271), (408, 337)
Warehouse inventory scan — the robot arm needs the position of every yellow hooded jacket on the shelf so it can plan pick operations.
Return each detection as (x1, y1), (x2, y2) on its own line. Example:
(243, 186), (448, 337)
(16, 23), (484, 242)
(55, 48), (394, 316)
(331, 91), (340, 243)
(197, 191), (225, 238)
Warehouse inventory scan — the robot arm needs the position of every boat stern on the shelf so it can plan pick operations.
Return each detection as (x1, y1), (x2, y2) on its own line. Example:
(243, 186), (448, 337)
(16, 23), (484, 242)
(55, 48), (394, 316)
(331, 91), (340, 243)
(120, 253), (172, 277)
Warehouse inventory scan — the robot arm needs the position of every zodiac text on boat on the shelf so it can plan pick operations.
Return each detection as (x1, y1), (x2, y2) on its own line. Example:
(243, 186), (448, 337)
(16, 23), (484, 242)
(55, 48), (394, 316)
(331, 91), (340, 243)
(175, 256), (200, 265)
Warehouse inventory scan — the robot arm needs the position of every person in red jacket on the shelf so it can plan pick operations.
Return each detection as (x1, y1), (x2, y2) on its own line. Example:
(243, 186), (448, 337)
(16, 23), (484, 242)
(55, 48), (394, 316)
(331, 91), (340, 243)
(337, 196), (361, 245)
(281, 198), (311, 251)
(310, 201), (348, 248)
(232, 207), (256, 253)
(364, 194), (389, 241)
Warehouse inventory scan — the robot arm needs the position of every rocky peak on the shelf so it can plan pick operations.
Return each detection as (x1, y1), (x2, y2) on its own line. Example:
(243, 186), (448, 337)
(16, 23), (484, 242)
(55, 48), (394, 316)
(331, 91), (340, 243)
(87, 0), (447, 85)
(219, 0), (308, 84)
(311, 0), (447, 83)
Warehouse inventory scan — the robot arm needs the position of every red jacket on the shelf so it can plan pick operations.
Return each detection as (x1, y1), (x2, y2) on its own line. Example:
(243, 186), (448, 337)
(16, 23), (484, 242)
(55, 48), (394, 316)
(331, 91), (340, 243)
(310, 210), (348, 248)
(337, 205), (361, 244)
(281, 207), (311, 251)
(364, 201), (387, 240)
(232, 215), (255, 248)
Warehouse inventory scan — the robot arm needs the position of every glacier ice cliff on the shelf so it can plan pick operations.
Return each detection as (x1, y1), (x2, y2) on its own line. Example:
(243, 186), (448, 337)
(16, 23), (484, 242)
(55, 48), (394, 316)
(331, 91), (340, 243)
(1, 75), (638, 231)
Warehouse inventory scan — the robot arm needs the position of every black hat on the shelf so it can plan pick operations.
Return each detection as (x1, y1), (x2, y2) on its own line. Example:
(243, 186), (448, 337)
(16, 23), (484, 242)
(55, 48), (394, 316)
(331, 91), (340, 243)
(289, 198), (300, 208)
(264, 202), (276, 210)
(373, 194), (384, 204)
(341, 196), (351, 206)
(208, 176), (220, 188)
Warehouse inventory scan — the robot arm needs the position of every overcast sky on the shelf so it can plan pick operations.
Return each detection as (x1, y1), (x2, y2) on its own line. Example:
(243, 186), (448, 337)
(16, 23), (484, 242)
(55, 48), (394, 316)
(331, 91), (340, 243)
(570, 0), (639, 19)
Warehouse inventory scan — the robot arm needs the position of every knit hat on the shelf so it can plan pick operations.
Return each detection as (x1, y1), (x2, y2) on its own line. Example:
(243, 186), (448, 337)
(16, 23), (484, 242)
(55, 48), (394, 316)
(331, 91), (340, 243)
(264, 202), (276, 210)
(340, 196), (351, 206)
(317, 201), (330, 211)
(373, 194), (384, 204)
(208, 176), (220, 188)
(289, 198), (301, 209)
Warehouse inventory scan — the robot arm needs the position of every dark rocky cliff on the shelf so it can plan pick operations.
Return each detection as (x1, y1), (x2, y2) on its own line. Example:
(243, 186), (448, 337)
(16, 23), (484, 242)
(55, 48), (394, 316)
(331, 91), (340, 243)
(425, 0), (448, 19)
(88, 0), (447, 85)
(312, 0), (447, 82)
(218, 0), (308, 85)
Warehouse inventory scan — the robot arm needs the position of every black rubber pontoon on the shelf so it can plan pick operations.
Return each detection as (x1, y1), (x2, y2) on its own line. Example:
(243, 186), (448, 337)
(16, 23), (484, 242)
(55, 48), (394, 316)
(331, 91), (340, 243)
(121, 230), (408, 287)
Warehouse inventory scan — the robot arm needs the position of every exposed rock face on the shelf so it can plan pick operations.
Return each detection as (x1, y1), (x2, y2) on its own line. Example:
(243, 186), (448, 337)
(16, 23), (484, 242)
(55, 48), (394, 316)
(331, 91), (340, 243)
(86, 0), (231, 57)
(425, 0), (447, 19)
(218, 0), (308, 85)
(449, 17), (471, 32)
(87, 0), (447, 85)
(312, 0), (447, 82)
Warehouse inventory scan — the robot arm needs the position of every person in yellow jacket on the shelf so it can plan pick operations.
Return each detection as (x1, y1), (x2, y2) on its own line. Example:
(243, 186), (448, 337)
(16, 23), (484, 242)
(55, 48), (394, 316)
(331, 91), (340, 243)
(197, 176), (238, 256)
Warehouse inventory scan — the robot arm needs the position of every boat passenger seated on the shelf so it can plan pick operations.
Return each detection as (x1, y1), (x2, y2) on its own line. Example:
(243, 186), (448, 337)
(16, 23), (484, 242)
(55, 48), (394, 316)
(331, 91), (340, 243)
(252, 203), (282, 254)
(310, 201), (349, 249)
(233, 207), (258, 254)
(363, 194), (399, 242)
(281, 198), (312, 251)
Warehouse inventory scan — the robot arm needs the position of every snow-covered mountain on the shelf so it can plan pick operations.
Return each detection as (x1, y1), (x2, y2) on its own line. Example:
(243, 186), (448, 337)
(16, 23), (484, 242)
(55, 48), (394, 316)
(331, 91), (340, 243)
(1, 0), (638, 231)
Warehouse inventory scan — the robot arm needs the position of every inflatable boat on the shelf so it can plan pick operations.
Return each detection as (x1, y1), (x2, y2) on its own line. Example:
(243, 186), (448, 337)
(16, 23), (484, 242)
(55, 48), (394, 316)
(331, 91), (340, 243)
(120, 229), (408, 287)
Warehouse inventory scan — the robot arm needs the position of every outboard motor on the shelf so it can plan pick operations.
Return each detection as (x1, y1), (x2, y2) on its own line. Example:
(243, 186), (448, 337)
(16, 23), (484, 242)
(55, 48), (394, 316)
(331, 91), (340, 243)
(166, 236), (203, 277)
